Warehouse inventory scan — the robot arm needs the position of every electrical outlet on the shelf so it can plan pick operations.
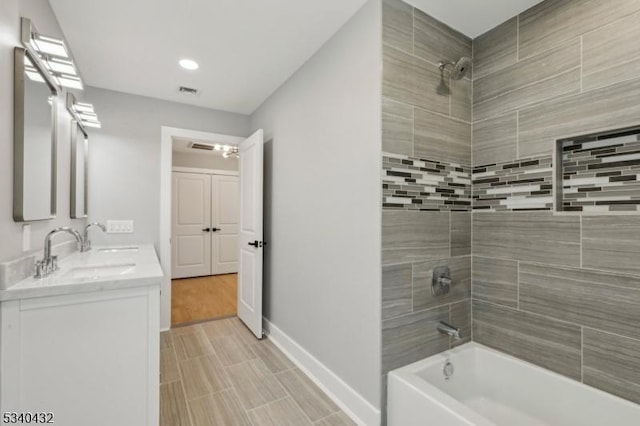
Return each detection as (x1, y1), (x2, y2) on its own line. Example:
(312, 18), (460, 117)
(106, 220), (134, 234)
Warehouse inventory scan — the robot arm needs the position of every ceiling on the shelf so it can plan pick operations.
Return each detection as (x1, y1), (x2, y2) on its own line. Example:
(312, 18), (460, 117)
(405, 0), (544, 38)
(49, 0), (368, 115)
(49, 0), (543, 116)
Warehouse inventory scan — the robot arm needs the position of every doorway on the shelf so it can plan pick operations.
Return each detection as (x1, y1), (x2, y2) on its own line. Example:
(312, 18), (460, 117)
(170, 140), (240, 325)
(159, 127), (265, 337)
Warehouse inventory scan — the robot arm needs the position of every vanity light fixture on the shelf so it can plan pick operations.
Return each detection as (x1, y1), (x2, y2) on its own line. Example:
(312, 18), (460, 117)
(21, 17), (84, 91)
(30, 33), (69, 58)
(179, 59), (199, 70)
(24, 56), (46, 83)
(67, 93), (101, 129)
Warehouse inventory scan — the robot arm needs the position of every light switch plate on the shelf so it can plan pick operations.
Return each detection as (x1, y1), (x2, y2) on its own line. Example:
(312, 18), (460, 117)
(22, 224), (30, 252)
(106, 220), (134, 234)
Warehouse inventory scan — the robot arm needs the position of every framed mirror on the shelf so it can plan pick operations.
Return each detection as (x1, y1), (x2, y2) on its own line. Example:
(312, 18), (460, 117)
(70, 120), (88, 218)
(13, 46), (59, 222)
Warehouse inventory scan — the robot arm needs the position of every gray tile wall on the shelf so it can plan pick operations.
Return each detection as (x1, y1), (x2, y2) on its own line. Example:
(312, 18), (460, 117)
(472, 0), (640, 406)
(380, 0), (472, 418)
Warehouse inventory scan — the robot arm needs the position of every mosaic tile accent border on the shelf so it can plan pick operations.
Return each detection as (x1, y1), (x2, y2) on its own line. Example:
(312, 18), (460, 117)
(382, 153), (471, 211)
(473, 156), (553, 211)
(561, 129), (640, 212)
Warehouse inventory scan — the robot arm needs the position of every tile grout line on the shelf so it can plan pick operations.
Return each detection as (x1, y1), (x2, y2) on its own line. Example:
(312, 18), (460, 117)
(579, 36), (584, 93)
(470, 33), (475, 346)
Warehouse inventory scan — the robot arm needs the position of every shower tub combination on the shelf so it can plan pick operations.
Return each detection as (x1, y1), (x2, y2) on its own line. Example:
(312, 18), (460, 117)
(387, 343), (640, 426)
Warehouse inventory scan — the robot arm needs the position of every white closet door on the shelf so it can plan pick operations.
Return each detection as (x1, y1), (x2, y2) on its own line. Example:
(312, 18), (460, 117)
(171, 172), (212, 279)
(211, 175), (239, 275)
(238, 129), (264, 339)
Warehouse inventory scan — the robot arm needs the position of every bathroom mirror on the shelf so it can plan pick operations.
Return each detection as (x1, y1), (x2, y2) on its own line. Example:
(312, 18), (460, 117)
(13, 47), (59, 222)
(70, 120), (88, 218)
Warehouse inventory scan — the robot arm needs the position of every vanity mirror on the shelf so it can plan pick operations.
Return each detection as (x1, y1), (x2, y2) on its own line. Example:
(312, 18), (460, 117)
(66, 93), (100, 219)
(70, 120), (88, 218)
(13, 46), (59, 222)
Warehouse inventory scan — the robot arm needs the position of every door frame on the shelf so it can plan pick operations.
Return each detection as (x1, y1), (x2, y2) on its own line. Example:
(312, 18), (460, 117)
(160, 127), (244, 331)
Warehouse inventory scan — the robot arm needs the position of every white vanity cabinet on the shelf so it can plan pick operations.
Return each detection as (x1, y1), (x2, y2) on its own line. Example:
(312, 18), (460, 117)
(0, 245), (162, 426)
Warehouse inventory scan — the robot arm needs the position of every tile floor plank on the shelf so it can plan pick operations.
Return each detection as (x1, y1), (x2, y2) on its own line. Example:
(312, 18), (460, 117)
(276, 368), (340, 422)
(160, 381), (192, 426)
(189, 389), (251, 426)
(179, 354), (231, 400)
(161, 348), (181, 384)
(225, 358), (287, 409)
(162, 317), (353, 425)
(210, 334), (256, 367)
(174, 328), (215, 361)
(250, 338), (295, 374)
(314, 412), (358, 426)
(247, 397), (313, 426)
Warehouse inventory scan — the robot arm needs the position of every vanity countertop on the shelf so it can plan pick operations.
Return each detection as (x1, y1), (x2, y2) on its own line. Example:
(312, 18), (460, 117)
(0, 244), (163, 301)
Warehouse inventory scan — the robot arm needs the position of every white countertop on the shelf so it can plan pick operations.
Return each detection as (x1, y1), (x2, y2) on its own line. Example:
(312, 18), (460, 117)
(0, 244), (164, 301)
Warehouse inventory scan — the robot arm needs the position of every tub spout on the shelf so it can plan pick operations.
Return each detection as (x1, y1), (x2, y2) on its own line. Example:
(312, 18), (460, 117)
(437, 321), (461, 340)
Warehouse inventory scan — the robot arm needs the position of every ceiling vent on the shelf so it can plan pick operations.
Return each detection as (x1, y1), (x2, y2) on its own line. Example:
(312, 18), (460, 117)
(189, 142), (214, 151)
(179, 86), (199, 96)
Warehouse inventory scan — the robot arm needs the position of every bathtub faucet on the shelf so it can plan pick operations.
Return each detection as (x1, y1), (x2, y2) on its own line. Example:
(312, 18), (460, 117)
(437, 321), (461, 340)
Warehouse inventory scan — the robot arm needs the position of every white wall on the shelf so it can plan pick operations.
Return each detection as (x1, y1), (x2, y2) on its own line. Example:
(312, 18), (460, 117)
(251, 0), (382, 410)
(0, 0), (87, 263)
(84, 87), (250, 248)
(172, 151), (238, 171)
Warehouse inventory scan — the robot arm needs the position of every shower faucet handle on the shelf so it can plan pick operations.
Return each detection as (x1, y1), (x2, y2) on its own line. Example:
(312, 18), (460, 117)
(432, 266), (451, 297)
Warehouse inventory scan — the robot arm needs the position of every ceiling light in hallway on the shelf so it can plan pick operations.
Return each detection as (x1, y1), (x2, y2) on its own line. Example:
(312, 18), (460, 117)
(178, 58), (199, 70)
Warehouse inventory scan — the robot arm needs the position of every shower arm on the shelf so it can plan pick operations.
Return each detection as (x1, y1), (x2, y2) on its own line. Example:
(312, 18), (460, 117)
(438, 61), (455, 72)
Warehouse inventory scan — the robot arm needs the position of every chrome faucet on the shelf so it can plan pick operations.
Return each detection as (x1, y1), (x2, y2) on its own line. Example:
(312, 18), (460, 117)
(437, 321), (461, 340)
(82, 222), (107, 252)
(35, 227), (83, 278)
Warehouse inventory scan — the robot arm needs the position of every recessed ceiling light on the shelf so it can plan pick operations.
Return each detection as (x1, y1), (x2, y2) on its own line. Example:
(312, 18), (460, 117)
(179, 59), (199, 70)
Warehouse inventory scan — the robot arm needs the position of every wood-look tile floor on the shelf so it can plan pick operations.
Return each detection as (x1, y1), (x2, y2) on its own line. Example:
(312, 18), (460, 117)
(172, 274), (238, 326)
(160, 317), (357, 426)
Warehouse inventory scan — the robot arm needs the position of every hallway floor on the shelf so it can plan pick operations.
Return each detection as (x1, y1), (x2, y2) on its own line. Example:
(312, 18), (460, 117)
(172, 274), (238, 326)
(160, 317), (356, 426)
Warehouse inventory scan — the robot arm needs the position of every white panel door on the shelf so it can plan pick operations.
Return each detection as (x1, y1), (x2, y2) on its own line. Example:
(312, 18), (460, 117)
(172, 172), (212, 279)
(211, 175), (239, 275)
(238, 129), (264, 338)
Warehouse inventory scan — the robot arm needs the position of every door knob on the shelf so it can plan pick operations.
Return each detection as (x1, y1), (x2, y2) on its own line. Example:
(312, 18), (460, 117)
(211, 228), (220, 232)
(202, 228), (211, 232)
(248, 241), (259, 247)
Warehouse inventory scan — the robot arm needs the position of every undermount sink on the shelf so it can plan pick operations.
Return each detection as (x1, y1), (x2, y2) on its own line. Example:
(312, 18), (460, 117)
(97, 246), (140, 253)
(64, 263), (136, 280)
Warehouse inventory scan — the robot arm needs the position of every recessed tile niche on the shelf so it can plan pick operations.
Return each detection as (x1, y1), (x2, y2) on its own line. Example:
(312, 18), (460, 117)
(557, 126), (640, 213)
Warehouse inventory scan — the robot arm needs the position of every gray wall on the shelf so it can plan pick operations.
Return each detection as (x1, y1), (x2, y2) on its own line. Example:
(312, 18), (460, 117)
(172, 151), (238, 171)
(250, 0), (382, 408)
(472, 0), (640, 405)
(380, 0), (472, 412)
(85, 87), (250, 248)
(0, 0), (87, 263)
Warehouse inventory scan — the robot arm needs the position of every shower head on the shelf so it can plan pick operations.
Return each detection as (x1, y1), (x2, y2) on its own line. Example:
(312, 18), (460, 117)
(439, 57), (472, 80)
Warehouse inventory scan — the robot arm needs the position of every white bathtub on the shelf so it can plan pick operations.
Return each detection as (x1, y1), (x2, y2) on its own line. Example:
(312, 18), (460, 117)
(387, 342), (640, 426)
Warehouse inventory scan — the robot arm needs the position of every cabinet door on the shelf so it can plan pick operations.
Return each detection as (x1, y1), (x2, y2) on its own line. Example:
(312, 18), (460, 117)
(211, 174), (239, 275)
(172, 172), (212, 278)
(1, 287), (160, 426)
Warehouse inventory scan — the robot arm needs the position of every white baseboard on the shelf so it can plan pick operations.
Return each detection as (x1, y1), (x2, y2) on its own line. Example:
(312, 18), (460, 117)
(263, 318), (380, 426)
